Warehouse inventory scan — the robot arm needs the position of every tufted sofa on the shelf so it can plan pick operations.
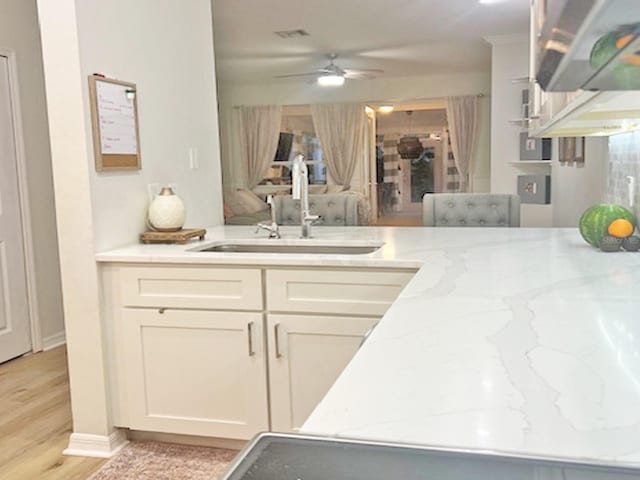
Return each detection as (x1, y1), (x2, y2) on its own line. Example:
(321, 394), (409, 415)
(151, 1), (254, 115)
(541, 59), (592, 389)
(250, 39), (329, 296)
(422, 193), (520, 227)
(272, 194), (360, 226)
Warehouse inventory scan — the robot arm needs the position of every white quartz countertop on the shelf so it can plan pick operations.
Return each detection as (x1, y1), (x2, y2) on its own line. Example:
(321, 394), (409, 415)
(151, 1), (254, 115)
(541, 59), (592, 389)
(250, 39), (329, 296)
(97, 226), (640, 466)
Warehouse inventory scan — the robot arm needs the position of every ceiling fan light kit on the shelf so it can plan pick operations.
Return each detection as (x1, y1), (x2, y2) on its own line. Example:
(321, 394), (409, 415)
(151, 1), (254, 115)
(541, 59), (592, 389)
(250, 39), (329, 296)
(317, 74), (345, 86)
(276, 53), (383, 87)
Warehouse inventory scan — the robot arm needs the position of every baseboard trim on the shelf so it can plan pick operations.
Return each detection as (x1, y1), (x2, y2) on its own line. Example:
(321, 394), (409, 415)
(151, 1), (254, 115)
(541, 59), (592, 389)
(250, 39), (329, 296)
(42, 331), (66, 351)
(63, 429), (129, 458)
(129, 430), (246, 451)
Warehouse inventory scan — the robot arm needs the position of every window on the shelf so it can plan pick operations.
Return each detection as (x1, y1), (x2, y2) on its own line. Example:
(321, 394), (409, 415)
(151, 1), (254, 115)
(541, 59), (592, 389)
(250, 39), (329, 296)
(259, 110), (327, 186)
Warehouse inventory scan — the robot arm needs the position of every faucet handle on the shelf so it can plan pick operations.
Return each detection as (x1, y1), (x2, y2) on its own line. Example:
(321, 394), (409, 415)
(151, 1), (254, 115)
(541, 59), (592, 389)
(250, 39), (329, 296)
(256, 221), (281, 239)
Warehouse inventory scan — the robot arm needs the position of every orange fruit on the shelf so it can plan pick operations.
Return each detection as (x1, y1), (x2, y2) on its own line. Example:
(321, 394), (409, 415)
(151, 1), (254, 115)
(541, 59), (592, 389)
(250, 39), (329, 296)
(608, 218), (635, 238)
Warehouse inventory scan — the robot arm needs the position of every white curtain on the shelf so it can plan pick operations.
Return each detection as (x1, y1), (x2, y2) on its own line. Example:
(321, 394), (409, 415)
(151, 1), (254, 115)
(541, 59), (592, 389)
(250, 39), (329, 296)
(445, 95), (479, 192)
(239, 105), (282, 189)
(311, 103), (367, 188)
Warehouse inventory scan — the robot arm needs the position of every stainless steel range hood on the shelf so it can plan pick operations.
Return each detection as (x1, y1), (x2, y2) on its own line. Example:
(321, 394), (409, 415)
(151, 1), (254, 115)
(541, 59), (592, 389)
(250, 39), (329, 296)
(537, 0), (640, 92)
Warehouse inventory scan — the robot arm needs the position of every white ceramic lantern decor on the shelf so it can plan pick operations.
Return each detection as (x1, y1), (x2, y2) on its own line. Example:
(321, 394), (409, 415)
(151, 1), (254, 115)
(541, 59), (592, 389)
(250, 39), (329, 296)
(148, 186), (186, 231)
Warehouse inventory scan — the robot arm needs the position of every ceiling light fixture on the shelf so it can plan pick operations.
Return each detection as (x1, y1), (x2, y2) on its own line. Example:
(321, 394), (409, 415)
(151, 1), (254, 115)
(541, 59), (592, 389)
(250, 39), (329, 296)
(478, 0), (508, 4)
(378, 105), (394, 113)
(317, 74), (345, 87)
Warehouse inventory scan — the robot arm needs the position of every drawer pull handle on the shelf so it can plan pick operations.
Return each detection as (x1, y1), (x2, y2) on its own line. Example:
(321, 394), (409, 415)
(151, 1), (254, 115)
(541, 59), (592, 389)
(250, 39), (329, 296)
(274, 323), (282, 358)
(158, 308), (166, 314)
(247, 322), (255, 357)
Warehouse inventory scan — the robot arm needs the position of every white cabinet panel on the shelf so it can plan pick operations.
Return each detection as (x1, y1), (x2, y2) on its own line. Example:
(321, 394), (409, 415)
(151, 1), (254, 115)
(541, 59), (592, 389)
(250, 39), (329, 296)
(120, 266), (262, 310)
(267, 314), (379, 432)
(266, 269), (414, 316)
(121, 308), (268, 439)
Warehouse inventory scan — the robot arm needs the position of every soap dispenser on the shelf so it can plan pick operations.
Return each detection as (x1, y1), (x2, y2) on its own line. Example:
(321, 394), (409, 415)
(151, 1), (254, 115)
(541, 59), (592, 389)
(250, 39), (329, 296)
(147, 186), (186, 232)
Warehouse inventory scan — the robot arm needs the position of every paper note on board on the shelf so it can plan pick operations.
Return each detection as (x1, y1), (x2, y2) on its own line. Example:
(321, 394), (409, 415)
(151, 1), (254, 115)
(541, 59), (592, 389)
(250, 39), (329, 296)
(96, 80), (138, 155)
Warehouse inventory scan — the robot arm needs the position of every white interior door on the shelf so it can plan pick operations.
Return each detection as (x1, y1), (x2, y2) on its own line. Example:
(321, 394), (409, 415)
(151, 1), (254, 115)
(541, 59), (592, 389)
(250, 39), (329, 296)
(0, 55), (31, 363)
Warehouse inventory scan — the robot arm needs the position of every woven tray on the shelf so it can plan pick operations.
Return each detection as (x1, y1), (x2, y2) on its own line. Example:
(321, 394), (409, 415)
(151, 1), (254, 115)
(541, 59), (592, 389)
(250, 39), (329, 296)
(140, 228), (206, 245)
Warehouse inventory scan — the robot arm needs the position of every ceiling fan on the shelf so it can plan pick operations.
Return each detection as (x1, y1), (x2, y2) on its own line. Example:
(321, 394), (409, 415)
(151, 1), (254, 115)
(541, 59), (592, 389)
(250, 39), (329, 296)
(275, 53), (383, 86)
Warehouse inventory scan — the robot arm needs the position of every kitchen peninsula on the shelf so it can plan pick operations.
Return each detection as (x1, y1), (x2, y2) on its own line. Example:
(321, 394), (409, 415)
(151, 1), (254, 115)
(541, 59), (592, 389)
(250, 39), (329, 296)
(96, 226), (640, 467)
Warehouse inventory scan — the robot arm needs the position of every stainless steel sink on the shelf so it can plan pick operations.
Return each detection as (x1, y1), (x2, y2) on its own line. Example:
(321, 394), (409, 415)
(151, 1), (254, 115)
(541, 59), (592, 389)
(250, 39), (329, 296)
(197, 243), (382, 255)
(220, 433), (640, 480)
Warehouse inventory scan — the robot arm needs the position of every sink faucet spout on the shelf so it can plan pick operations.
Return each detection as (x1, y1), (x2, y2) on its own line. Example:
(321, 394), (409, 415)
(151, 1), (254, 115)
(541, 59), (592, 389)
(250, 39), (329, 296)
(292, 154), (320, 238)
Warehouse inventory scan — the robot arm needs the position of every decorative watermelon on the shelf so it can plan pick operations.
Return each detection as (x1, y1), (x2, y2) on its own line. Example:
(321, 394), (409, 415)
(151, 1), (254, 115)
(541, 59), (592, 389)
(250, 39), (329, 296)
(579, 204), (637, 247)
(590, 26), (640, 89)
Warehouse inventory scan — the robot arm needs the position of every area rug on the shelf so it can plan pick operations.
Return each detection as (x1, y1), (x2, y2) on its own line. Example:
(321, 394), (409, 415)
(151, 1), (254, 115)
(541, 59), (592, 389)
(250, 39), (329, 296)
(89, 441), (238, 480)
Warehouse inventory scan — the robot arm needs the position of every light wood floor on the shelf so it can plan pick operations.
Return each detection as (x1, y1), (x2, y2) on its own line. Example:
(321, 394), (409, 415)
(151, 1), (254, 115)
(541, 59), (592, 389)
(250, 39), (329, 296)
(0, 347), (106, 480)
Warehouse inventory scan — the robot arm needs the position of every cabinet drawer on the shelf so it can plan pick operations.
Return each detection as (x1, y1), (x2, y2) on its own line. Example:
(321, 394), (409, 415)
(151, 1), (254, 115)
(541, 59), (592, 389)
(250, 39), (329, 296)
(120, 266), (262, 310)
(266, 268), (415, 316)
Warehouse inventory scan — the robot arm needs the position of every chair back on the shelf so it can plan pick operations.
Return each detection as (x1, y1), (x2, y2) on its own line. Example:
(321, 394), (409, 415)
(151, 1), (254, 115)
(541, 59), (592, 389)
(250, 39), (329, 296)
(422, 193), (520, 227)
(273, 194), (359, 226)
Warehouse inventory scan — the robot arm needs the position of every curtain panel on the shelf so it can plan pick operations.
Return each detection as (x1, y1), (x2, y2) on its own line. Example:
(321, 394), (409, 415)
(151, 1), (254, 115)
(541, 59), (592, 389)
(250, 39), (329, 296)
(311, 103), (367, 189)
(445, 95), (479, 192)
(238, 105), (282, 189)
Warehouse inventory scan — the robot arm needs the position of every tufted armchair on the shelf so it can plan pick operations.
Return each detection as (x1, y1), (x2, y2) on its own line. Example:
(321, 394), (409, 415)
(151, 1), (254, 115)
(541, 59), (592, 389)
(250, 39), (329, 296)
(422, 193), (520, 227)
(272, 194), (360, 226)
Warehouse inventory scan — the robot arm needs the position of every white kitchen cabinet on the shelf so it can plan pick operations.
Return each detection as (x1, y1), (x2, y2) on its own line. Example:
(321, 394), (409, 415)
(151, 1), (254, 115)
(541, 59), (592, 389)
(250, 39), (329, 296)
(267, 314), (379, 432)
(105, 263), (415, 440)
(120, 308), (269, 439)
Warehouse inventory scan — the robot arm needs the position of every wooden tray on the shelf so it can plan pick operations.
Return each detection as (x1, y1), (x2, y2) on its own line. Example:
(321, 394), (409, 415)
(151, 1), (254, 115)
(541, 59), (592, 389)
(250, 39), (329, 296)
(140, 228), (206, 245)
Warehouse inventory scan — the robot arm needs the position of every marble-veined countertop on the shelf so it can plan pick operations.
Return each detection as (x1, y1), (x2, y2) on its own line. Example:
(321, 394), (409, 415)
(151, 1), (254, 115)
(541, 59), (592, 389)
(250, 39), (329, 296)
(96, 226), (640, 466)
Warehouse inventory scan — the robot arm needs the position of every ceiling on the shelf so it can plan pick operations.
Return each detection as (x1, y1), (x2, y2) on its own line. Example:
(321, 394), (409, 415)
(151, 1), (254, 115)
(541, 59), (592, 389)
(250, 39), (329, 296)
(211, 0), (529, 84)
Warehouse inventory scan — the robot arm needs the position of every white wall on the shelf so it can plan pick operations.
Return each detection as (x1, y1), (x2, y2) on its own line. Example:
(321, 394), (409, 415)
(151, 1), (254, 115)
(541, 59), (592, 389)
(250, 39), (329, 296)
(489, 36), (610, 227)
(219, 71), (492, 194)
(490, 36), (555, 227)
(75, 1), (223, 251)
(489, 37), (533, 196)
(552, 137), (608, 227)
(37, 0), (223, 446)
(0, 0), (65, 345)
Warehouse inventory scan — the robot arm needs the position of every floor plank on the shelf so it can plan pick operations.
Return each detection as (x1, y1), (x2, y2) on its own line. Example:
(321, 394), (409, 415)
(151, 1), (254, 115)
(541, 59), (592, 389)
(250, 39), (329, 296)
(0, 347), (106, 480)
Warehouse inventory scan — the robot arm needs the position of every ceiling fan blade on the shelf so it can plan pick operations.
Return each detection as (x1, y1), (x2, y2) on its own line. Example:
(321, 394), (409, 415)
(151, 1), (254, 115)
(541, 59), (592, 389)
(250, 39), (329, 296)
(343, 68), (385, 74)
(344, 72), (376, 80)
(274, 72), (321, 79)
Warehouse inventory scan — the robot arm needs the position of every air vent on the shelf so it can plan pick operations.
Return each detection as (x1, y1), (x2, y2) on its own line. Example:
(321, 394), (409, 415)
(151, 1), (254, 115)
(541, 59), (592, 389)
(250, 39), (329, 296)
(274, 29), (310, 39)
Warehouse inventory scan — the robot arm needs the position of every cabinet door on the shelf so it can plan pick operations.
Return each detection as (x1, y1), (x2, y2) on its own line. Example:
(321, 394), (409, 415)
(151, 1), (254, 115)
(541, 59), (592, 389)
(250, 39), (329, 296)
(267, 314), (379, 432)
(122, 308), (268, 439)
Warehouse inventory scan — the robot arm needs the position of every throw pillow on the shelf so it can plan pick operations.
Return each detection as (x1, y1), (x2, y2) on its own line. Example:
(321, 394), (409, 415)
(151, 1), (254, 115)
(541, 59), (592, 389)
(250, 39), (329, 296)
(223, 203), (235, 219)
(235, 189), (268, 214)
(225, 191), (249, 215)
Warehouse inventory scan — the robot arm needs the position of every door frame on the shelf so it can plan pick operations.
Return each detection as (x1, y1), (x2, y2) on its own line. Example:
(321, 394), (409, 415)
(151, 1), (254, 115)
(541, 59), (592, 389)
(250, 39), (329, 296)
(0, 48), (42, 352)
(365, 107), (378, 222)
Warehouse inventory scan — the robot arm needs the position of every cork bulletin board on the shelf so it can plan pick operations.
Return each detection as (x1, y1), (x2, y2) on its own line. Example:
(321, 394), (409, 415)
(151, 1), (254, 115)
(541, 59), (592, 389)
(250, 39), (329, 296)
(88, 75), (141, 171)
